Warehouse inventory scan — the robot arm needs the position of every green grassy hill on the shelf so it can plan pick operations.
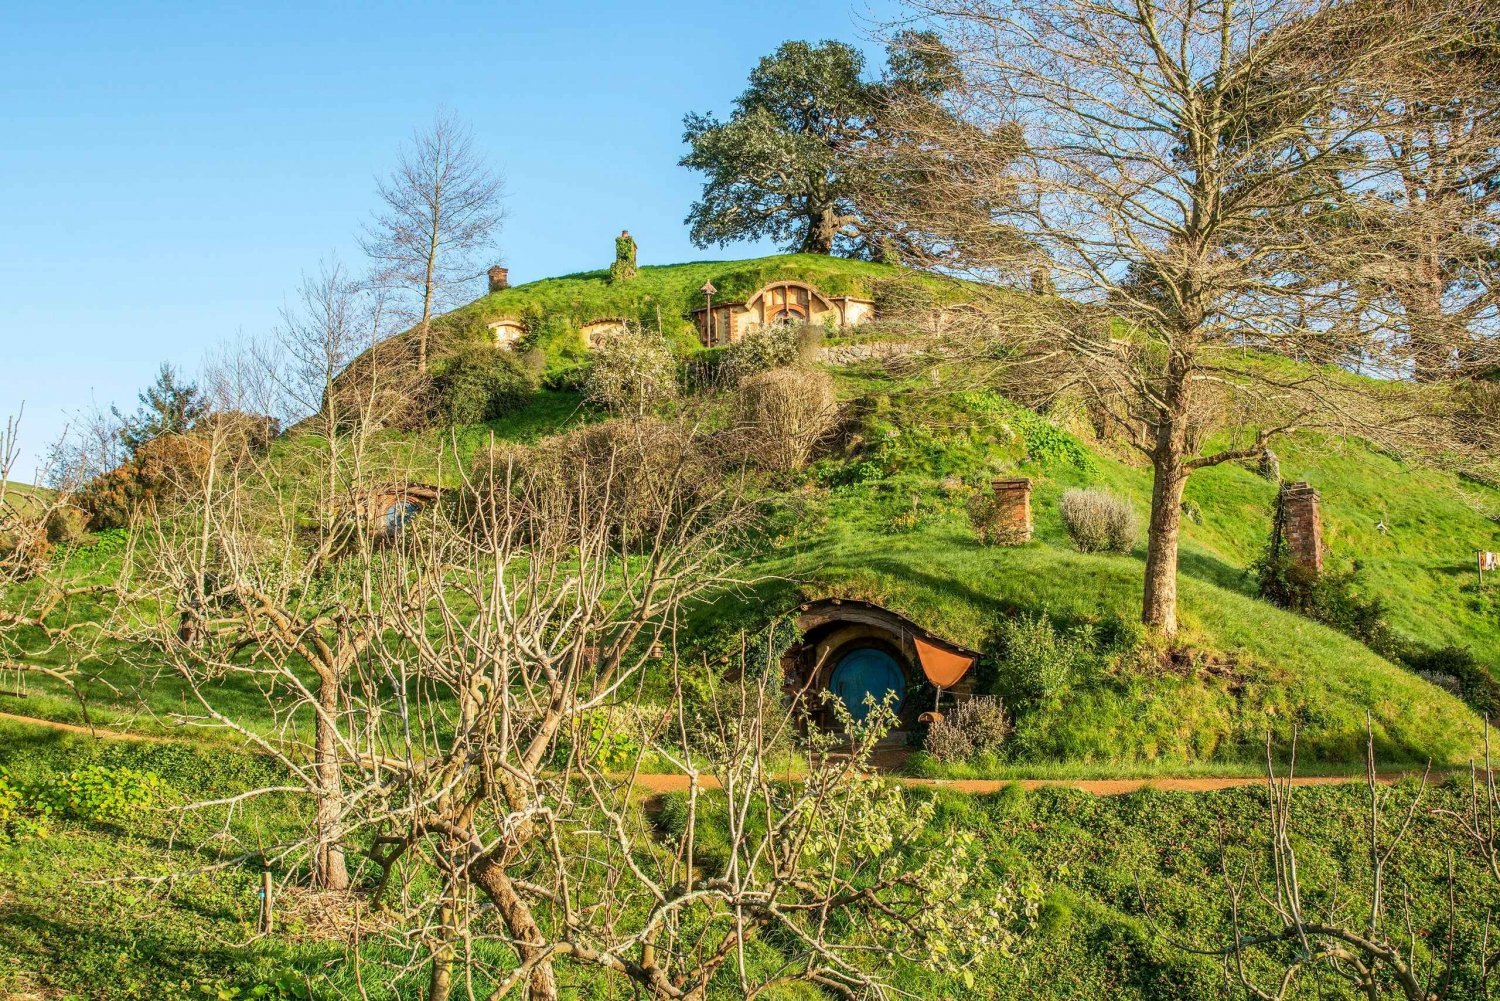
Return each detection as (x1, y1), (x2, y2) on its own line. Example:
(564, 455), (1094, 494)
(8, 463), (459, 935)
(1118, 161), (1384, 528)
(8, 256), (1497, 770)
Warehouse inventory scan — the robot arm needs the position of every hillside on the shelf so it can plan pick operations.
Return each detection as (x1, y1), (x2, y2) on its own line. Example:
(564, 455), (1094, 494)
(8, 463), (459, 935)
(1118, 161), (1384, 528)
(7, 256), (1495, 771)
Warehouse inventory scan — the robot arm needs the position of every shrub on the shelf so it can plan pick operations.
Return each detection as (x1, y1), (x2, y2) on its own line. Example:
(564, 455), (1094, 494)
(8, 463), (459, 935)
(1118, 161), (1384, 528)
(1403, 645), (1500, 720)
(924, 696), (1013, 763)
(0, 516), (52, 579)
(43, 503), (87, 545)
(991, 613), (1094, 709)
(469, 417), (725, 549)
(1255, 549), (1396, 656)
(0, 768), (45, 843)
(1059, 488), (1138, 553)
(432, 343), (536, 426)
(723, 322), (822, 382)
(32, 764), (166, 826)
(734, 367), (839, 472)
(74, 432), (213, 530)
(583, 326), (679, 415)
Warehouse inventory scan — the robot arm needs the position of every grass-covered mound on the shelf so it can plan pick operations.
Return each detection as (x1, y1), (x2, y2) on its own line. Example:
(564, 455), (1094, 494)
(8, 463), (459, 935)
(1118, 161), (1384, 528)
(691, 376), (1492, 770)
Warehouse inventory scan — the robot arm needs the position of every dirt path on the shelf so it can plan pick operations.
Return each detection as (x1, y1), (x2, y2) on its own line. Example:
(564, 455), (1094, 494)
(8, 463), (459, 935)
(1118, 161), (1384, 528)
(0, 709), (176, 743)
(615, 770), (1414, 796)
(0, 710), (1418, 795)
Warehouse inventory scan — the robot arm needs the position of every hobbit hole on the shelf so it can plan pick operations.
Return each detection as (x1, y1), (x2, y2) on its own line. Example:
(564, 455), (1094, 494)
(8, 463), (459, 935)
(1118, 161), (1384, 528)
(689, 280), (875, 346)
(782, 599), (979, 737)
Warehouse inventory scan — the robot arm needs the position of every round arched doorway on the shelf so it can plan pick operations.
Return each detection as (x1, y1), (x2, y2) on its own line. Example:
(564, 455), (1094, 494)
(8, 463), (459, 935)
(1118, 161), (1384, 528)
(829, 646), (906, 724)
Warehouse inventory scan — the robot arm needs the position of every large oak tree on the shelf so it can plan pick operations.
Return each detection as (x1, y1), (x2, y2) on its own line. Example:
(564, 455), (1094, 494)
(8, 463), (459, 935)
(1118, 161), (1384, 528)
(680, 35), (960, 257)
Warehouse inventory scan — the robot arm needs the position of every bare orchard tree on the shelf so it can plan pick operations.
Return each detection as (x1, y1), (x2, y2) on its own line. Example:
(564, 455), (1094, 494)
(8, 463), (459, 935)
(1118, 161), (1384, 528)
(290, 426), (1035, 1001)
(129, 266), (416, 892)
(870, 0), (1487, 633)
(362, 110), (505, 373)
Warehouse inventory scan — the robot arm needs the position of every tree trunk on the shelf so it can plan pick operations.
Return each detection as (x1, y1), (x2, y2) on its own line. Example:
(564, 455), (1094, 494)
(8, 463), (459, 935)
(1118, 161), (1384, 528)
(473, 858), (558, 1001)
(1142, 452), (1187, 635)
(312, 680), (349, 891)
(801, 204), (836, 255)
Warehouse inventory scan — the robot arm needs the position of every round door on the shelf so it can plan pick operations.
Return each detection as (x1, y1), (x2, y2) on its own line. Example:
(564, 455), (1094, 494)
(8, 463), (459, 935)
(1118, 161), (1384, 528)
(830, 647), (905, 724)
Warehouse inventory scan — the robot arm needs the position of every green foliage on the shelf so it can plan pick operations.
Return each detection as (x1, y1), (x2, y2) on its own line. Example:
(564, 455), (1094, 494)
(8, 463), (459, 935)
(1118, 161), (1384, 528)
(722, 321), (822, 382)
(680, 36), (964, 256)
(113, 362), (209, 457)
(0, 768), (46, 843)
(32, 764), (167, 826)
(1059, 488), (1139, 554)
(1254, 548), (1396, 656)
(990, 613), (1100, 714)
(582, 326), (679, 415)
(430, 343), (536, 426)
(609, 230), (637, 283)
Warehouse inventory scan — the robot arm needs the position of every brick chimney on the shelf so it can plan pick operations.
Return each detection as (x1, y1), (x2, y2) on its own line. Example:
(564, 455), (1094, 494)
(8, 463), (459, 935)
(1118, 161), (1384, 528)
(990, 477), (1034, 544)
(487, 266), (509, 293)
(1275, 481), (1324, 573)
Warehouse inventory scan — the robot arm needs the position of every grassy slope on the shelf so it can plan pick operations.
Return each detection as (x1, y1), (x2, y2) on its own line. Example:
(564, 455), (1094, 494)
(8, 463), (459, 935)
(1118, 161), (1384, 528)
(4, 720), (1492, 1001)
(715, 372), (1494, 767)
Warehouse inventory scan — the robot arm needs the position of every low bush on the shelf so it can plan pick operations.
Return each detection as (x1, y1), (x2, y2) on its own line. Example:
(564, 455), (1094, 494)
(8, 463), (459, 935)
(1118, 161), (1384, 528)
(1403, 645), (1500, 720)
(74, 432), (213, 530)
(0, 768), (45, 843)
(924, 696), (1013, 763)
(734, 367), (839, 472)
(33, 764), (167, 826)
(431, 343), (536, 426)
(1059, 488), (1138, 553)
(1255, 550), (1397, 656)
(723, 322), (822, 382)
(583, 326), (679, 415)
(990, 613), (1097, 710)
(43, 503), (88, 545)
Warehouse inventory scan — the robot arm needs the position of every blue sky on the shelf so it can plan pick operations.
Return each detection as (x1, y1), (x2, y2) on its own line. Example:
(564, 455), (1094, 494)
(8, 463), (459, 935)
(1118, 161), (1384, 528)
(1, 0), (897, 479)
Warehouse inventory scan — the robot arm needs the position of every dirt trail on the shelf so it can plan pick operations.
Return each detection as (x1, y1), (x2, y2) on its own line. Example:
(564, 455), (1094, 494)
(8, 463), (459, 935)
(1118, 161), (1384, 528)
(619, 771), (1414, 797)
(0, 710), (1420, 795)
(0, 709), (177, 743)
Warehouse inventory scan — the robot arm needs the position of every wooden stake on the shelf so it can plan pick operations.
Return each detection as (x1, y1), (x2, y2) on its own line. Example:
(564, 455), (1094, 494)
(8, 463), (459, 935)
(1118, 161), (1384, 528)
(258, 863), (273, 935)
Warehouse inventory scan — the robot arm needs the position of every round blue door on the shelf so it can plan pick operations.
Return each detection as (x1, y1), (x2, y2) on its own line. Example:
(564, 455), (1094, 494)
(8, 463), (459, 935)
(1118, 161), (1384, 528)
(830, 647), (906, 724)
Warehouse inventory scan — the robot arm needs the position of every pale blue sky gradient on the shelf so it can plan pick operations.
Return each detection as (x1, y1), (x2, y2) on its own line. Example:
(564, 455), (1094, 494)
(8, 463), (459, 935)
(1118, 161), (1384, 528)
(1, 0), (897, 479)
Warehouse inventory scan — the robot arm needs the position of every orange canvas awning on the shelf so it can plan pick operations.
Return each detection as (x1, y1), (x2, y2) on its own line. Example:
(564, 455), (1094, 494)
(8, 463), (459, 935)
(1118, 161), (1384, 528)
(913, 635), (976, 688)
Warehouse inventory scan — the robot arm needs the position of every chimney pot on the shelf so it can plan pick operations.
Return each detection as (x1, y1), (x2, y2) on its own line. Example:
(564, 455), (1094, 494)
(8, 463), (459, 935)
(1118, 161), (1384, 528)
(487, 266), (509, 293)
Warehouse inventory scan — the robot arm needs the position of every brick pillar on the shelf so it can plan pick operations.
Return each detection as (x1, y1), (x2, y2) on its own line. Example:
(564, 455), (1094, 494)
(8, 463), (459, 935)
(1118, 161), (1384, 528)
(1276, 481), (1324, 573)
(487, 266), (509, 293)
(991, 478), (1033, 544)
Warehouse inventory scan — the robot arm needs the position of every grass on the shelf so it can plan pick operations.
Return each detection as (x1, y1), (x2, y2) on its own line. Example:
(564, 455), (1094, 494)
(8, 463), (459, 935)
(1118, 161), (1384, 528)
(8, 715), (1496, 1000)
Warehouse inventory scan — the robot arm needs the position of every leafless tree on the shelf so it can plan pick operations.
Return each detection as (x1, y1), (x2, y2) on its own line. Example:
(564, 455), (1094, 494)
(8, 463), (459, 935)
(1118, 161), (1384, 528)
(864, 0), (1494, 633)
(296, 428), (1034, 1000)
(362, 110), (505, 374)
(129, 265), (415, 891)
(1154, 723), (1460, 1000)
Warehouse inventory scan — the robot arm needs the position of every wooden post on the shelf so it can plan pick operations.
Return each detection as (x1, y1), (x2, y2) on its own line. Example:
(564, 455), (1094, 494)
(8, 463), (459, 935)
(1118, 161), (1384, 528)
(259, 862), (273, 935)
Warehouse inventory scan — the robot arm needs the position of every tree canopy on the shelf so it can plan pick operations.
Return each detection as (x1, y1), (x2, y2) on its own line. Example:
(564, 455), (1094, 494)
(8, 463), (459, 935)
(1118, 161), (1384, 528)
(680, 35), (960, 257)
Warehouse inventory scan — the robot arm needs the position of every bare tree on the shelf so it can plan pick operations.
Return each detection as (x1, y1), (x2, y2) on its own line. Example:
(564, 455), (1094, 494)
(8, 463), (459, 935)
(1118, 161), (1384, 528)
(362, 111), (505, 374)
(867, 0), (1492, 633)
(131, 265), (412, 891)
(290, 424), (1034, 1001)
